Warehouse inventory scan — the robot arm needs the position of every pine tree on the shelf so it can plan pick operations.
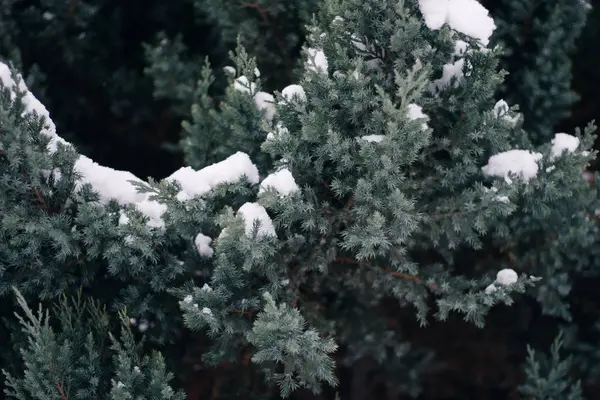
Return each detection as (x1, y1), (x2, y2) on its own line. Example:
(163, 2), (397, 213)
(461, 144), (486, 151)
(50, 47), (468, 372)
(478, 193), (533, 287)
(1, 0), (599, 399)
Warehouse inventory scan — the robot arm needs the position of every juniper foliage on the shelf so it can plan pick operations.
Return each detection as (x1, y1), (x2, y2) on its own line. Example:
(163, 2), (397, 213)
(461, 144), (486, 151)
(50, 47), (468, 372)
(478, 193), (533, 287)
(1, 0), (599, 399)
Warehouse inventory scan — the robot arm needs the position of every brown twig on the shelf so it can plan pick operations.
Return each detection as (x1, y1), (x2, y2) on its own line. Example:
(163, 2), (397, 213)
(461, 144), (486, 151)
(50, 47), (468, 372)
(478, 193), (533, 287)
(334, 256), (437, 289)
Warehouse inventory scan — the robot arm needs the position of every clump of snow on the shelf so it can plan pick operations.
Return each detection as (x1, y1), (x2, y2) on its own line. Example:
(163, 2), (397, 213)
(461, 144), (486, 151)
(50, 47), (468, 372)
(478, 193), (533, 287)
(266, 123), (290, 142)
(332, 16), (344, 25)
(194, 233), (214, 257)
(482, 149), (542, 183)
(493, 100), (519, 127)
(224, 66), (236, 76)
(254, 91), (276, 121)
(485, 284), (497, 294)
(429, 59), (465, 92)
(550, 133), (579, 160)
(167, 152), (259, 200)
(259, 168), (300, 196)
(496, 268), (518, 286)
(237, 202), (276, 238)
(361, 135), (385, 143)
(254, 67), (261, 78)
(484, 186), (509, 204)
(138, 320), (149, 333)
(407, 103), (429, 131)
(183, 295), (193, 304)
(234, 75), (256, 94)
(201, 283), (213, 292)
(306, 48), (328, 74)
(418, 0), (496, 46)
(281, 84), (307, 103)
(201, 307), (212, 315)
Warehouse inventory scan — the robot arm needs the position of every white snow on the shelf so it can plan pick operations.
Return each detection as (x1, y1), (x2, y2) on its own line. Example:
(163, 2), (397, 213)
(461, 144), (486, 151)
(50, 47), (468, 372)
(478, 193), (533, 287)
(332, 16), (345, 25)
(266, 123), (290, 142)
(194, 233), (214, 257)
(429, 58), (465, 92)
(259, 168), (300, 196)
(306, 48), (328, 74)
(482, 149), (542, 183)
(407, 103), (429, 131)
(183, 295), (193, 304)
(496, 268), (518, 286)
(116, 382), (125, 389)
(201, 283), (213, 292)
(233, 75), (256, 94)
(550, 133), (579, 160)
(485, 284), (497, 294)
(254, 91), (276, 121)
(361, 135), (385, 143)
(201, 307), (212, 315)
(281, 84), (307, 103)
(493, 100), (519, 127)
(138, 320), (149, 332)
(237, 202), (276, 238)
(418, 0), (496, 46)
(454, 40), (468, 56)
(224, 66), (236, 76)
(166, 152), (260, 199)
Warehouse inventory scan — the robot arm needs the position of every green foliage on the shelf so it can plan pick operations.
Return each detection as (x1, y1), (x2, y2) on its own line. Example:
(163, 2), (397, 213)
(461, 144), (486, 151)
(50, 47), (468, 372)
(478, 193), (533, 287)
(519, 332), (583, 400)
(1, 0), (600, 398)
(3, 289), (184, 400)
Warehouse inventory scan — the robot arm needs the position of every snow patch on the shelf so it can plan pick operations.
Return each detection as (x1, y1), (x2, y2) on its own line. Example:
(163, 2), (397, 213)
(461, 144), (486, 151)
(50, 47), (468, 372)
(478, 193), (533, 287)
(306, 48), (328, 74)
(281, 84), (307, 103)
(482, 150), (542, 183)
(238, 202), (276, 238)
(418, 0), (496, 46)
(550, 133), (579, 160)
(260, 168), (300, 196)
(254, 91), (276, 121)
(493, 100), (519, 127)
(496, 269), (518, 286)
(194, 233), (214, 257)
(234, 75), (256, 94)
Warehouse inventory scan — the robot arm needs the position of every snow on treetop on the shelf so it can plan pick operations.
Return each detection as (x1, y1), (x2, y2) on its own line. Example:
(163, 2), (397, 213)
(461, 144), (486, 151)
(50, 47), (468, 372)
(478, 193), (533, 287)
(0, 63), (66, 153)
(496, 269), (518, 285)
(407, 104), (429, 131)
(254, 91), (276, 121)
(418, 0), (496, 46)
(167, 152), (259, 199)
(237, 202), (276, 238)
(281, 84), (306, 103)
(482, 149), (542, 184)
(306, 48), (328, 74)
(194, 233), (214, 257)
(550, 133), (579, 160)
(259, 168), (300, 196)
(234, 75), (256, 94)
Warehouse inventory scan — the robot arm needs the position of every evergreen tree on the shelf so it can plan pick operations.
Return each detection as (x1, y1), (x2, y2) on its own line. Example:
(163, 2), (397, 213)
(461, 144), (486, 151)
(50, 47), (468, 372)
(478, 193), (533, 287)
(1, 0), (599, 399)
